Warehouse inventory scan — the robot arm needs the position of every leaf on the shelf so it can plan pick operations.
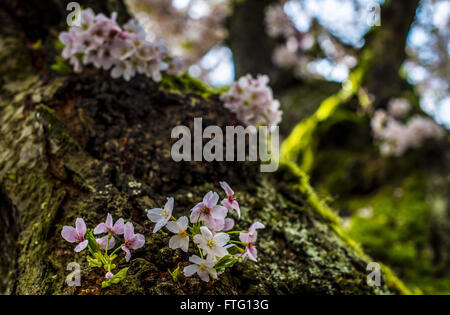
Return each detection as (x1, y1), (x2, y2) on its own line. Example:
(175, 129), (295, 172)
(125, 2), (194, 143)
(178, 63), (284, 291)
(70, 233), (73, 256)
(50, 57), (73, 75)
(85, 229), (101, 255)
(86, 256), (102, 268)
(110, 268), (128, 284)
(32, 40), (42, 50)
(214, 255), (239, 271)
(168, 266), (180, 283)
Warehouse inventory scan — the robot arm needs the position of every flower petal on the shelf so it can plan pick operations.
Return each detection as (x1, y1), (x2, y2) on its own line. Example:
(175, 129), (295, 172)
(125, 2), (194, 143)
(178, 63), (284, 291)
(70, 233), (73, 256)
(183, 264), (199, 277)
(124, 222), (134, 241)
(223, 218), (234, 231)
(165, 197), (174, 214)
(166, 221), (179, 234)
(250, 222), (265, 232)
(181, 236), (189, 252)
(93, 223), (107, 235)
(75, 218), (86, 236)
(113, 218), (125, 235)
(130, 233), (145, 249)
(203, 191), (219, 208)
(214, 233), (230, 247)
(177, 216), (189, 231)
(189, 255), (203, 265)
(75, 240), (88, 252)
(147, 208), (163, 222)
(220, 181), (234, 198)
(211, 206), (228, 220)
(190, 207), (201, 223)
(200, 226), (213, 240)
(62, 226), (78, 243)
(169, 235), (182, 250)
(197, 269), (210, 282)
(105, 213), (113, 229)
(153, 220), (166, 233)
(122, 246), (131, 262)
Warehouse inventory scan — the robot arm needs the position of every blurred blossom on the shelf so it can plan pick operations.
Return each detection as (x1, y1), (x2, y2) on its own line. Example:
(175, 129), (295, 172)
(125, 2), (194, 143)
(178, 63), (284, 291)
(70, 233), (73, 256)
(371, 101), (445, 157)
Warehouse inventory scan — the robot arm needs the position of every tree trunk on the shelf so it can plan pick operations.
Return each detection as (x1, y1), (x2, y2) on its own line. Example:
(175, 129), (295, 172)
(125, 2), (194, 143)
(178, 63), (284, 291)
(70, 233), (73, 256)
(280, 0), (450, 293)
(0, 0), (409, 295)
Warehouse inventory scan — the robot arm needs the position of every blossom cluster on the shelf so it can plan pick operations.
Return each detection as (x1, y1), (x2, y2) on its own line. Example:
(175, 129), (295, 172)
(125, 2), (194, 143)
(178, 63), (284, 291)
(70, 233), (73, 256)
(371, 99), (445, 156)
(265, 3), (357, 80)
(61, 215), (145, 287)
(58, 9), (183, 81)
(126, 0), (230, 80)
(147, 181), (264, 282)
(220, 74), (283, 128)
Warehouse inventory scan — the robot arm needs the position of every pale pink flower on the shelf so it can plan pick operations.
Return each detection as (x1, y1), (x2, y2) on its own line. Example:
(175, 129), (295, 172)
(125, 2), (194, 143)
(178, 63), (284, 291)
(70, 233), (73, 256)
(61, 218), (88, 252)
(94, 213), (124, 250)
(147, 197), (174, 233)
(193, 226), (229, 259)
(220, 181), (240, 218)
(221, 74), (282, 127)
(238, 222), (265, 262)
(190, 191), (228, 231)
(121, 222), (145, 262)
(183, 255), (218, 282)
(223, 218), (235, 231)
(166, 216), (190, 252)
(111, 60), (136, 81)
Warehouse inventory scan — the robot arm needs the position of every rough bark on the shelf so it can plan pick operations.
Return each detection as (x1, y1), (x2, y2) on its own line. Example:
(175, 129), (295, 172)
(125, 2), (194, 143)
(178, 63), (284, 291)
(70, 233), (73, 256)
(0, 0), (410, 295)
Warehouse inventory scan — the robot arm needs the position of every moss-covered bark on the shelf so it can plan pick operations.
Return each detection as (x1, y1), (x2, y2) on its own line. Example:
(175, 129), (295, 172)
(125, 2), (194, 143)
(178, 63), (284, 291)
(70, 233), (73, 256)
(280, 0), (450, 293)
(0, 0), (410, 295)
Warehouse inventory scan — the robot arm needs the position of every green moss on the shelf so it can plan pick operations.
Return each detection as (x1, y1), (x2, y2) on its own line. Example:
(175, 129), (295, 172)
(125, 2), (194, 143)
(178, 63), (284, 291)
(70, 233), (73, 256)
(276, 161), (412, 295)
(343, 175), (450, 294)
(280, 49), (373, 172)
(159, 73), (224, 98)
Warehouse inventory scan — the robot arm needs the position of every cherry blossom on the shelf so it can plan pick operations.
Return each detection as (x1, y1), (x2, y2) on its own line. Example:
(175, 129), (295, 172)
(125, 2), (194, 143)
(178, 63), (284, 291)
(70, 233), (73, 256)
(61, 218), (88, 252)
(220, 181), (240, 218)
(166, 216), (190, 252)
(193, 226), (230, 259)
(190, 191), (228, 231)
(148, 197), (174, 233)
(122, 222), (146, 262)
(183, 255), (218, 282)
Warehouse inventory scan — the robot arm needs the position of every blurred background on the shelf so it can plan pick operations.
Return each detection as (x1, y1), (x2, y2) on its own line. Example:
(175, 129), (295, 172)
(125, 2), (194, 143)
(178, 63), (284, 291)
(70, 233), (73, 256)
(124, 0), (449, 294)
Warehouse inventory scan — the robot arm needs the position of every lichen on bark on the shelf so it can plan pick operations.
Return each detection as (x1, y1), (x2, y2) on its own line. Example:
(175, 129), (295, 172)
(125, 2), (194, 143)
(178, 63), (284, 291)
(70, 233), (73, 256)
(0, 1), (411, 295)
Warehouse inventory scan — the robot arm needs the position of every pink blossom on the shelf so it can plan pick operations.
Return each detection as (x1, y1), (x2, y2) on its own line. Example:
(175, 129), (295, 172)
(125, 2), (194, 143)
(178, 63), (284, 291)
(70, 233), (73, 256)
(121, 222), (145, 262)
(183, 255), (218, 282)
(190, 191), (228, 231)
(221, 74), (282, 128)
(166, 216), (190, 252)
(61, 218), (88, 252)
(147, 197), (174, 233)
(220, 181), (240, 218)
(193, 226), (230, 259)
(238, 222), (265, 262)
(58, 9), (183, 82)
(94, 213), (124, 250)
(223, 218), (235, 231)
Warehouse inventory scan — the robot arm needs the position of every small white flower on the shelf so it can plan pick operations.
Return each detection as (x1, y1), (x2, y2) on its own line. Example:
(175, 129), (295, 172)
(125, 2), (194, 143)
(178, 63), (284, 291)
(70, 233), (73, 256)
(193, 226), (229, 259)
(183, 255), (218, 282)
(147, 197), (174, 233)
(166, 216), (190, 252)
